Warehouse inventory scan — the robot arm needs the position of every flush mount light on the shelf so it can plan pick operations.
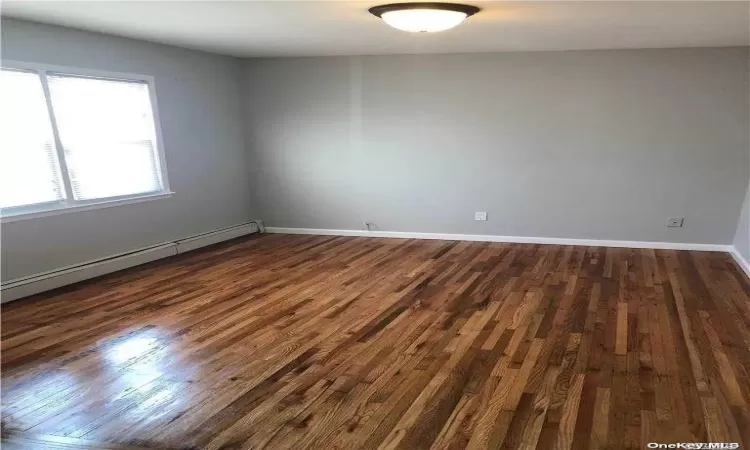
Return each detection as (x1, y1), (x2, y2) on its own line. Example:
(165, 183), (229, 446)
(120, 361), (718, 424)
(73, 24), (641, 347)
(369, 2), (480, 33)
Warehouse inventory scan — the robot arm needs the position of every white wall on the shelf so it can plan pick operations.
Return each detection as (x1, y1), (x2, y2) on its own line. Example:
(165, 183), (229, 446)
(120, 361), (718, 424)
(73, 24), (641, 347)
(733, 50), (750, 263)
(1, 19), (258, 281)
(734, 188), (750, 260)
(242, 48), (749, 245)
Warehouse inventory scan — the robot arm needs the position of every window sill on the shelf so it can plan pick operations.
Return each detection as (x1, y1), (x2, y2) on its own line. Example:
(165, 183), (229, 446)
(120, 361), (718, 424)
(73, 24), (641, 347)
(0, 191), (175, 223)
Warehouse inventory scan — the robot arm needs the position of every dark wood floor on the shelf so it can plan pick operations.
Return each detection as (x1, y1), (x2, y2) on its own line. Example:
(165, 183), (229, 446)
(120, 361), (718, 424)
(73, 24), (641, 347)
(3, 234), (750, 450)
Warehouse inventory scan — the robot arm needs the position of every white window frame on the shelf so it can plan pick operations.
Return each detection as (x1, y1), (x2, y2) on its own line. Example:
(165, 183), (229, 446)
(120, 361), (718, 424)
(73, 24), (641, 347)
(0, 60), (173, 223)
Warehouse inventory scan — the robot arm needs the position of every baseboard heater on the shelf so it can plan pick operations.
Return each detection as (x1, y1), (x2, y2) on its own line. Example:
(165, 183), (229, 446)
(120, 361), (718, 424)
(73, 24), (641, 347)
(0, 221), (262, 304)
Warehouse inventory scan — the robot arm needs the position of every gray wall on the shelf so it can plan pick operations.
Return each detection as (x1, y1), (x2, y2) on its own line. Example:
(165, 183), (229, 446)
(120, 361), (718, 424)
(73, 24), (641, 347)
(2, 19), (748, 282)
(733, 52), (750, 262)
(242, 48), (749, 244)
(734, 188), (750, 260)
(1, 19), (258, 281)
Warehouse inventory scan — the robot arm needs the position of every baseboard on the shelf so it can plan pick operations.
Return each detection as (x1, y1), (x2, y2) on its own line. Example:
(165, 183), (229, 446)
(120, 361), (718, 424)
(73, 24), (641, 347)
(175, 222), (259, 253)
(730, 247), (750, 280)
(265, 227), (731, 252)
(1, 222), (260, 304)
(3, 223), (734, 304)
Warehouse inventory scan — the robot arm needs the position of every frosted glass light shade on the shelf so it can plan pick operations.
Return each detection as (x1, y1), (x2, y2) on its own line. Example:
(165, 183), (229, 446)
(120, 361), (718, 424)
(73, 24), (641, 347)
(381, 9), (468, 32)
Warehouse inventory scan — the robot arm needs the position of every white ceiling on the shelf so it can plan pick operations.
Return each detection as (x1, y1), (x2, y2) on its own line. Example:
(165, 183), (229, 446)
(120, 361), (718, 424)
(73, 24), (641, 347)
(2, 1), (749, 57)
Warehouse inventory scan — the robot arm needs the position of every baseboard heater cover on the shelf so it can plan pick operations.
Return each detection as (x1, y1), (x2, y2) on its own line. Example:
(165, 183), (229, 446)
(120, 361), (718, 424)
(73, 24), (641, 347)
(1, 221), (260, 303)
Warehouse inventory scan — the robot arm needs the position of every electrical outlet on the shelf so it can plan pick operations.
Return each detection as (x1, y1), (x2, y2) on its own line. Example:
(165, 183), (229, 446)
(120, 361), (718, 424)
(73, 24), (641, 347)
(475, 212), (488, 221)
(667, 217), (684, 228)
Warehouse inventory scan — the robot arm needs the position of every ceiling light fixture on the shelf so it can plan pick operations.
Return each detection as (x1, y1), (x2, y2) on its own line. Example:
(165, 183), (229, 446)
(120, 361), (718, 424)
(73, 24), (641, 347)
(369, 2), (480, 33)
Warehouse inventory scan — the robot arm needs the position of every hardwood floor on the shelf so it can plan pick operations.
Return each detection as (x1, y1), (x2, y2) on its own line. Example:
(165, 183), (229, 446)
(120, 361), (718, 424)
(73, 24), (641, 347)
(3, 233), (750, 449)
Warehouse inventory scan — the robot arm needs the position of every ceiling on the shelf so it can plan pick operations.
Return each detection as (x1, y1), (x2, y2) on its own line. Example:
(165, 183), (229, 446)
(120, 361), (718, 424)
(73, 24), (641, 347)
(2, 1), (749, 57)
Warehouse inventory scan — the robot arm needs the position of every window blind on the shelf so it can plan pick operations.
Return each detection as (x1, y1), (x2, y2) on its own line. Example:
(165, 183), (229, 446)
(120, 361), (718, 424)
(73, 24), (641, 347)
(46, 74), (163, 201)
(0, 70), (65, 208)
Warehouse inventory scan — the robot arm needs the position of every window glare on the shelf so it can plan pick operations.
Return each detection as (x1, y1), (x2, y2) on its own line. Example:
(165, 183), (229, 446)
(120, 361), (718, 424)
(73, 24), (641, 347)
(0, 70), (65, 208)
(47, 75), (163, 201)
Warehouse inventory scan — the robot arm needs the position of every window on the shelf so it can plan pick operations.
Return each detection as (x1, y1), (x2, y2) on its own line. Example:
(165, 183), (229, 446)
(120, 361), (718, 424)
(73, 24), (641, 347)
(0, 62), (171, 221)
(1, 70), (65, 209)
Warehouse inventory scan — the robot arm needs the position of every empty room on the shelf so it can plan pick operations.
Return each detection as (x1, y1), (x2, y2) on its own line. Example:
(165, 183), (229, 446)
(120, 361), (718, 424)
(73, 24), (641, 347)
(1, 1), (750, 449)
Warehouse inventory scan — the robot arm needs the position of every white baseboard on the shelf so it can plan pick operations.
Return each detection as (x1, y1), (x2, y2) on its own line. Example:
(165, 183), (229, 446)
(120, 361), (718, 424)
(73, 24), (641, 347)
(175, 222), (258, 253)
(730, 247), (750, 280)
(4, 223), (738, 304)
(1, 222), (260, 303)
(265, 227), (731, 252)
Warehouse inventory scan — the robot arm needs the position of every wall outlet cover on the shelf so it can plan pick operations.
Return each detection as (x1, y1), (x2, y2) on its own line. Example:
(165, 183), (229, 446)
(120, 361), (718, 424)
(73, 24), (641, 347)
(475, 212), (488, 221)
(667, 217), (684, 228)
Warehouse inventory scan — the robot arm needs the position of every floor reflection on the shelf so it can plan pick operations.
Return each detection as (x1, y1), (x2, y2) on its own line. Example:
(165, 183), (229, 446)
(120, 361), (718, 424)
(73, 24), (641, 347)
(2, 327), (202, 436)
(105, 336), (160, 365)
